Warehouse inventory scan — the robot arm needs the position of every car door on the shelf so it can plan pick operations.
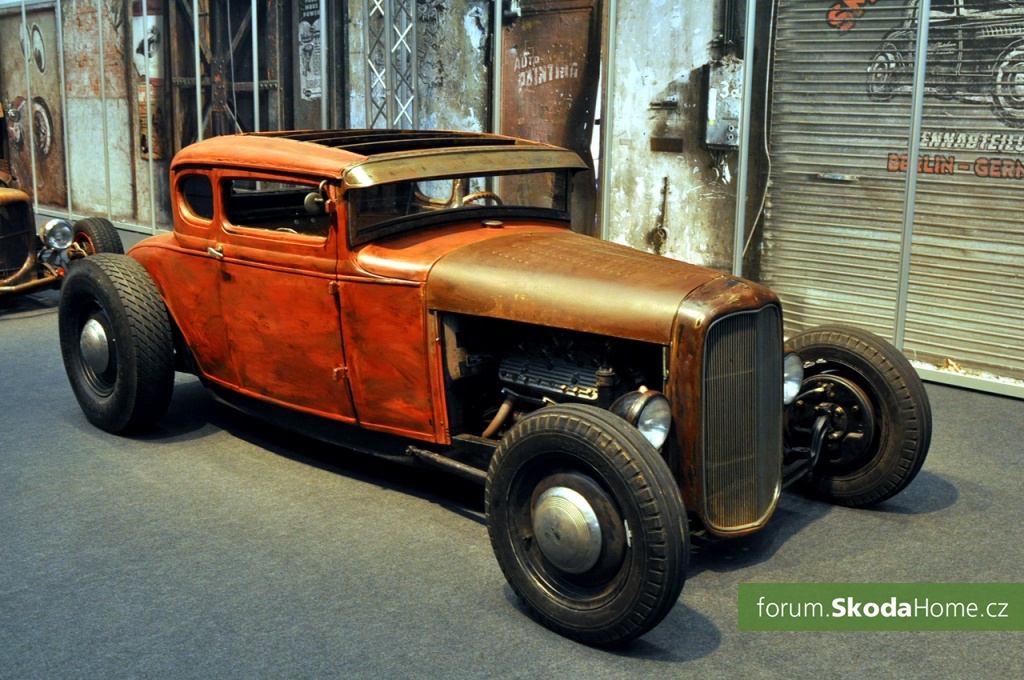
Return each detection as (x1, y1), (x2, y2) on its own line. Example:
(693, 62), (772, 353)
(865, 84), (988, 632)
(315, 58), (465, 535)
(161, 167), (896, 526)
(212, 172), (356, 422)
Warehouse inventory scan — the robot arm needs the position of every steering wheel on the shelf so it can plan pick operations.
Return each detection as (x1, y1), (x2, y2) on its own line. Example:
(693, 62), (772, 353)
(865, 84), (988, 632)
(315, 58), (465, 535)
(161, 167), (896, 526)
(462, 191), (503, 206)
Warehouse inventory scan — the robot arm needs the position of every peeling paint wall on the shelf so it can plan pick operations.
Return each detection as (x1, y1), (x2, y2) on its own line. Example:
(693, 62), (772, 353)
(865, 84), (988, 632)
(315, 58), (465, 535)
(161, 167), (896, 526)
(346, 1), (367, 128)
(417, 0), (489, 130)
(605, 0), (736, 271)
(346, 0), (490, 131)
(62, 0), (135, 220)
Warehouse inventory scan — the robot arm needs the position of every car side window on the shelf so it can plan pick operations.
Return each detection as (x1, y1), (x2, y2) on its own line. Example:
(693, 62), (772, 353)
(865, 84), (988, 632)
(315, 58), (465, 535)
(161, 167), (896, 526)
(180, 174), (214, 220)
(222, 178), (331, 239)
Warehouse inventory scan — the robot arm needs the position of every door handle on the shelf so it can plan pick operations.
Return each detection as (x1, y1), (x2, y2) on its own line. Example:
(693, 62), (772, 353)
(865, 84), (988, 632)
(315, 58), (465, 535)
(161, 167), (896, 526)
(207, 245), (224, 259)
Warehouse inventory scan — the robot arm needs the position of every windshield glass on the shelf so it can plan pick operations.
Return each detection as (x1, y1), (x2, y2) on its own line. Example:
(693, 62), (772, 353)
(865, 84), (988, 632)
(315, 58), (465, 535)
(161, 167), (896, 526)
(348, 169), (571, 245)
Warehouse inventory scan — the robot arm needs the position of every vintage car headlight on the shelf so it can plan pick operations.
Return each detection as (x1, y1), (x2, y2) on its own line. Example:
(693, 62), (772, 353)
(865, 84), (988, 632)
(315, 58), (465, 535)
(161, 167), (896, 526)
(40, 218), (74, 250)
(610, 387), (672, 450)
(783, 351), (804, 405)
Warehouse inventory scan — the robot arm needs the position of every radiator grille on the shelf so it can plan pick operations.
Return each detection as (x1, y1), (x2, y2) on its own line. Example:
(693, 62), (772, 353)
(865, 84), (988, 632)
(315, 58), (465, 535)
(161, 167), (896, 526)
(702, 306), (783, 531)
(0, 201), (34, 280)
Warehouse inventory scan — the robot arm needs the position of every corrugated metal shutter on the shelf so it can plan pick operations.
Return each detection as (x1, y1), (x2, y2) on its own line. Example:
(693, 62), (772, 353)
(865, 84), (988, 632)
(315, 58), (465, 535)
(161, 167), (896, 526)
(764, 1), (1024, 386)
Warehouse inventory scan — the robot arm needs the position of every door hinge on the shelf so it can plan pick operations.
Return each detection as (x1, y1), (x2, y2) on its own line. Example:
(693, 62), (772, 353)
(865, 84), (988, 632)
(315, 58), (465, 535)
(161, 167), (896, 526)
(332, 366), (349, 382)
(328, 281), (340, 296)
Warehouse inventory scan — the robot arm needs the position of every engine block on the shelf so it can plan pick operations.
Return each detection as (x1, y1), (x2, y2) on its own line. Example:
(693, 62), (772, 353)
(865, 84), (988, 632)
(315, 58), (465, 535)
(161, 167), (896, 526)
(498, 335), (606, 402)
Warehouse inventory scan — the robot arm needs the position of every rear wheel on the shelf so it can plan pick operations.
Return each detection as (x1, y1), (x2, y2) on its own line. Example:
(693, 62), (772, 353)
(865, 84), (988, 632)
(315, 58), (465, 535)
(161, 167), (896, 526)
(787, 326), (931, 507)
(59, 254), (174, 433)
(486, 404), (688, 645)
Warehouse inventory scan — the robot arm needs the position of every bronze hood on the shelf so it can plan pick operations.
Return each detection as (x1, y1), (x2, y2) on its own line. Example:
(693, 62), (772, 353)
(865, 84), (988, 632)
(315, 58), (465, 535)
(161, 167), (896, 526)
(424, 229), (728, 344)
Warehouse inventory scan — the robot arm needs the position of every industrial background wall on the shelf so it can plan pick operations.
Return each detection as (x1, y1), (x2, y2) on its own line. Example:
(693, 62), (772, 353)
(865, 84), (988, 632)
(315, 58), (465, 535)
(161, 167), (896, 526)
(4, 0), (1016, 395)
(0, 0), (748, 270)
(763, 0), (1024, 394)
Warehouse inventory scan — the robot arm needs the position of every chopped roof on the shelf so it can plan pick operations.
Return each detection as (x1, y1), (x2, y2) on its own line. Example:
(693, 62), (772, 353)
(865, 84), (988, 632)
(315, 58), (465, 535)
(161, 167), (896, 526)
(169, 129), (585, 186)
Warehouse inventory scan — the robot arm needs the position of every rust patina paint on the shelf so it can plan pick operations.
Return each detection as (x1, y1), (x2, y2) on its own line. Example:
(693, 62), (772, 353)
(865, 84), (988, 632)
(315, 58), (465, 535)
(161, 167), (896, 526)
(425, 229), (728, 345)
(137, 130), (782, 475)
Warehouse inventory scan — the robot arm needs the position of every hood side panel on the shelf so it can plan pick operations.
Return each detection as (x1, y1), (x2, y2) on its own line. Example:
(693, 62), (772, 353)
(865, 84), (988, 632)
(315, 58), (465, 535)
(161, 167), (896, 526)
(425, 231), (723, 344)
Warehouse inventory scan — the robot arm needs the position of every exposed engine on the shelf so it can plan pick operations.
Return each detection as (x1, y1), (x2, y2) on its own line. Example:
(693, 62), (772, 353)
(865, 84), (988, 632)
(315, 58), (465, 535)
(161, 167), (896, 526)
(497, 333), (616, 406)
(441, 314), (663, 438)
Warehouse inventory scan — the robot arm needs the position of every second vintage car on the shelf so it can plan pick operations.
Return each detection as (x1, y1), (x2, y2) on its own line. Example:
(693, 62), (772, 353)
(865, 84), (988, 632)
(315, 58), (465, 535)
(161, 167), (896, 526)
(1, 186), (122, 300)
(58, 129), (931, 645)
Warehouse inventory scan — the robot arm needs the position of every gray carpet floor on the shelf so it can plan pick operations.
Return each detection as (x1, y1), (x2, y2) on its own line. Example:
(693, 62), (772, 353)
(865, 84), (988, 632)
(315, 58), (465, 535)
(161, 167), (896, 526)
(2, 284), (1021, 679)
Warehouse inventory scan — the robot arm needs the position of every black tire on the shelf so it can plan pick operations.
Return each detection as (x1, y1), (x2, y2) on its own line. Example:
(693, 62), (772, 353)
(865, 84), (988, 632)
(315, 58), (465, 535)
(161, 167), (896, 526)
(486, 404), (688, 645)
(787, 325), (931, 507)
(72, 217), (124, 256)
(59, 253), (174, 433)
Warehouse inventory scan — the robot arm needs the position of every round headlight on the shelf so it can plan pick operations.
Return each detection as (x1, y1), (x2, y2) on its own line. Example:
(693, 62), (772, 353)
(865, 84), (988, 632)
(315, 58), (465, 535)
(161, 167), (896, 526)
(783, 351), (804, 405)
(635, 395), (672, 450)
(41, 218), (74, 250)
(610, 388), (673, 450)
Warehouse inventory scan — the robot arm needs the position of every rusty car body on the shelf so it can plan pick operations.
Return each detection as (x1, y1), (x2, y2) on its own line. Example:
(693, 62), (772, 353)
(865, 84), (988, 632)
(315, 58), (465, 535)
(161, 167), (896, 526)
(58, 129), (932, 645)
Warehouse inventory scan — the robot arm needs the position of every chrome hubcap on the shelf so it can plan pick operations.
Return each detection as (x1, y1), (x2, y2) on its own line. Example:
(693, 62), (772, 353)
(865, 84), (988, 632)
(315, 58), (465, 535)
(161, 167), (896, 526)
(80, 318), (110, 374)
(532, 486), (603, 574)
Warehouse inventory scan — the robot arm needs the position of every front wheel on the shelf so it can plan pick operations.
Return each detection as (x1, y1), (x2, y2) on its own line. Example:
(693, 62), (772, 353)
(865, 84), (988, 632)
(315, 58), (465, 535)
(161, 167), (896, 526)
(786, 325), (931, 507)
(59, 254), (174, 433)
(486, 404), (688, 645)
(71, 217), (124, 257)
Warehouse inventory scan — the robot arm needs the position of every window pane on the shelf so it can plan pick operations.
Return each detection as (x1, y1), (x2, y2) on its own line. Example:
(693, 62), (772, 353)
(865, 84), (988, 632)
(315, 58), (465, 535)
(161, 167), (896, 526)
(223, 178), (331, 238)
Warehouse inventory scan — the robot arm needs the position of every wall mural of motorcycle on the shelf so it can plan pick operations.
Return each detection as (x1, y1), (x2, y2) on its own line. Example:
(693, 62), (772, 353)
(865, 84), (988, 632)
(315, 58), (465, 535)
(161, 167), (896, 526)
(865, 0), (1024, 128)
(0, 8), (68, 206)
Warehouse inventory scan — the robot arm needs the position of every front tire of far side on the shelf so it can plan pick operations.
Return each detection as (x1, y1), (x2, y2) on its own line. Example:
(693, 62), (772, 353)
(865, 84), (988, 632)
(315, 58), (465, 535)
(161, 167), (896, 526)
(58, 253), (174, 434)
(486, 404), (688, 646)
(71, 217), (124, 255)
(787, 325), (932, 508)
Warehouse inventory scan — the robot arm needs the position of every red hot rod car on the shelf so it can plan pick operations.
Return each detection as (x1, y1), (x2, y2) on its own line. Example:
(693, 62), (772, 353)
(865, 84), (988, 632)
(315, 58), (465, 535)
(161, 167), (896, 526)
(58, 129), (931, 645)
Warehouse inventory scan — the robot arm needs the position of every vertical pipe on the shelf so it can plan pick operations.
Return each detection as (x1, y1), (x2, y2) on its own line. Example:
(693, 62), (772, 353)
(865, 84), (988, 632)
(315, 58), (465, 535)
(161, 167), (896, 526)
(55, 0), (73, 217)
(491, 0), (502, 134)
(893, 0), (931, 349)
(597, 0), (617, 241)
(320, 0), (328, 128)
(251, 0), (259, 132)
(380, 0), (387, 127)
(20, 1), (38, 211)
(194, 0), (203, 141)
(97, 0), (113, 219)
(143, 0), (156, 233)
(409, 1), (417, 129)
(731, 0), (758, 277)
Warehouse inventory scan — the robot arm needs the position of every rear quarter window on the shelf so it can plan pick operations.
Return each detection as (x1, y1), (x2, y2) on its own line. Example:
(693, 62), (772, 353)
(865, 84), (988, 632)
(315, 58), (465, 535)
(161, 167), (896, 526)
(180, 174), (214, 220)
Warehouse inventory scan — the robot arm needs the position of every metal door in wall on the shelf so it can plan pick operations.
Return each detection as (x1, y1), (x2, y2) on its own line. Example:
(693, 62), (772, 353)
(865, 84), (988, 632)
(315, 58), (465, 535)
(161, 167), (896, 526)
(499, 0), (601, 233)
(763, 0), (1024, 393)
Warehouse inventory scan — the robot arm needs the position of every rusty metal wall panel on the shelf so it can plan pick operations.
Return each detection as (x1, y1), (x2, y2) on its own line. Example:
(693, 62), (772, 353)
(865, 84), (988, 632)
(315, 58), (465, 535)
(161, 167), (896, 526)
(764, 1), (1024, 386)
(499, 0), (599, 161)
(0, 5), (69, 207)
(500, 0), (600, 231)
